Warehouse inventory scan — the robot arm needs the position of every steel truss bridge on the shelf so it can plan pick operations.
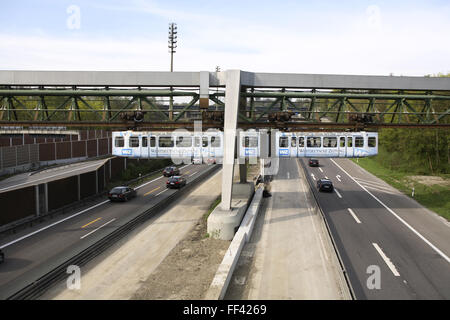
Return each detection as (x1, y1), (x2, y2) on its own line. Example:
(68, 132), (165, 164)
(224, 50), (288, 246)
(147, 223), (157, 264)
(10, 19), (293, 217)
(0, 70), (449, 131)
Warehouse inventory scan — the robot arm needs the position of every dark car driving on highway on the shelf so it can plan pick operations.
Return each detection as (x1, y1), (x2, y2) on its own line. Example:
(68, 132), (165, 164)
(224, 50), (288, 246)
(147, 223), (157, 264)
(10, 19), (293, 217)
(0, 249), (4, 264)
(163, 166), (180, 177)
(108, 186), (137, 202)
(317, 179), (334, 192)
(309, 159), (319, 167)
(166, 176), (187, 189)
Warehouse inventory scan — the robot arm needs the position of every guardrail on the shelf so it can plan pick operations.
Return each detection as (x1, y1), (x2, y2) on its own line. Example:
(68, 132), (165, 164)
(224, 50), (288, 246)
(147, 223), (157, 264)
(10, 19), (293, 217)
(6, 164), (220, 300)
(298, 159), (356, 300)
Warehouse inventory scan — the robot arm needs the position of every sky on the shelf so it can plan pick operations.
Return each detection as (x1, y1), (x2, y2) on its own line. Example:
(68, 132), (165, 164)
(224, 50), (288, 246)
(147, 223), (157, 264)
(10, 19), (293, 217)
(0, 0), (449, 76)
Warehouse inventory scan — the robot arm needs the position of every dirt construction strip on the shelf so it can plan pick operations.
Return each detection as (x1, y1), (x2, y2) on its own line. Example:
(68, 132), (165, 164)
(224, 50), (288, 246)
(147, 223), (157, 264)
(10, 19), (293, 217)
(42, 169), (228, 300)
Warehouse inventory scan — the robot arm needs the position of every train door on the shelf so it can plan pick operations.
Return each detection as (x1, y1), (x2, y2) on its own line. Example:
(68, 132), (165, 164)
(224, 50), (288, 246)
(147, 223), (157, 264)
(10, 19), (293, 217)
(338, 136), (346, 157)
(193, 135), (202, 162)
(141, 135), (149, 158)
(201, 136), (210, 159)
(149, 135), (157, 158)
(290, 135), (298, 158)
(347, 136), (354, 157)
(298, 136), (305, 158)
(210, 134), (222, 160)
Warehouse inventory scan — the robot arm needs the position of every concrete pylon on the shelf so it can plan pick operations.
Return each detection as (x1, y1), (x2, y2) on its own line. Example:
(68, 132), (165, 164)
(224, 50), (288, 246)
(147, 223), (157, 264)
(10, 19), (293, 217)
(220, 70), (241, 211)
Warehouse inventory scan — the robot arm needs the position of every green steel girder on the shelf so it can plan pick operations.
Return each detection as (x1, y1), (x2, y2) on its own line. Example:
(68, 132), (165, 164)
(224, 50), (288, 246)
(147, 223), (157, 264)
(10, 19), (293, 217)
(0, 87), (449, 127)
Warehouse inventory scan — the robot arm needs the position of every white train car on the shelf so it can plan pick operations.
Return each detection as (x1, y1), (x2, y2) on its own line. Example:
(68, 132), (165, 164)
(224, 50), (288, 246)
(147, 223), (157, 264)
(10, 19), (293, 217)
(274, 131), (378, 158)
(112, 130), (224, 162)
(112, 130), (378, 160)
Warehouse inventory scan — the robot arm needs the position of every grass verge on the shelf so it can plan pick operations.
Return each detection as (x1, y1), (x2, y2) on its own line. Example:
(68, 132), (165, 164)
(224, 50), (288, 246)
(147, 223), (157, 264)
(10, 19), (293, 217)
(351, 157), (450, 221)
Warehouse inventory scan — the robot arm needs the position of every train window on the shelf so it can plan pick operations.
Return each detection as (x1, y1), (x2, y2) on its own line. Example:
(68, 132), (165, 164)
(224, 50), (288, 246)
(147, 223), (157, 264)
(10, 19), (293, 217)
(244, 136), (258, 148)
(115, 136), (124, 147)
(347, 137), (353, 147)
(340, 137), (345, 147)
(368, 137), (377, 148)
(202, 137), (209, 147)
(150, 137), (156, 147)
(129, 136), (139, 148)
(176, 136), (192, 147)
(279, 137), (289, 148)
(211, 136), (221, 147)
(307, 137), (321, 148)
(299, 137), (305, 147)
(291, 137), (297, 147)
(323, 137), (337, 148)
(142, 137), (148, 147)
(159, 136), (174, 147)
(355, 137), (364, 147)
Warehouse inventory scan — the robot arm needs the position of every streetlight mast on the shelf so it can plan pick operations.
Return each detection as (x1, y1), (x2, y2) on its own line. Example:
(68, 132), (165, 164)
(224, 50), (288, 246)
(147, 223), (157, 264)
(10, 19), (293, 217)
(168, 23), (177, 120)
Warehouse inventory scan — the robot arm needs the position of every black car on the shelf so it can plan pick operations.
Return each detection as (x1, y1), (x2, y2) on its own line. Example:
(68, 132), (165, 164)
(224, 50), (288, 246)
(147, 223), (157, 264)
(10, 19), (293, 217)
(309, 159), (319, 167)
(163, 166), (180, 177)
(166, 176), (187, 189)
(317, 179), (334, 192)
(0, 249), (4, 264)
(108, 186), (137, 202)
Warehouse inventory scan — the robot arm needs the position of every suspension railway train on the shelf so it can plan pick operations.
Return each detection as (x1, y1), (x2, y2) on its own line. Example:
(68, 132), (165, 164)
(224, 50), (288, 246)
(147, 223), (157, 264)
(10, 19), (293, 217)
(112, 130), (378, 161)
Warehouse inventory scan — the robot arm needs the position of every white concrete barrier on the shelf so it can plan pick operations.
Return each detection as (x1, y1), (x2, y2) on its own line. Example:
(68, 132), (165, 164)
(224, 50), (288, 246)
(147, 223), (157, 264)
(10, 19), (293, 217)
(205, 187), (263, 300)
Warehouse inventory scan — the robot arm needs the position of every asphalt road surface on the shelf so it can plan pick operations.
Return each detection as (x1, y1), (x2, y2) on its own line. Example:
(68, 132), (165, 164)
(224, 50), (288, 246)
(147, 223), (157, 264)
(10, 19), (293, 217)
(0, 163), (212, 299)
(300, 158), (450, 299)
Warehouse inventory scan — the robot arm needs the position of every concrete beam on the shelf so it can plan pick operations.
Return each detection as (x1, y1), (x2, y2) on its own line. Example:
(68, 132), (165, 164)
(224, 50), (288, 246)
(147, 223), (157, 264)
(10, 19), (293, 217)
(240, 71), (450, 90)
(1, 70), (449, 91)
(0, 71), (204, 87)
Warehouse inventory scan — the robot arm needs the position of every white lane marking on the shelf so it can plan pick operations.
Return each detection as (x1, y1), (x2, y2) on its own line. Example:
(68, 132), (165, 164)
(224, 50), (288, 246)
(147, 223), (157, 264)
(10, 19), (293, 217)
(373, 243), (401, 277)
(335, 189), (343, 199)
(135, 176), (163, 190)
(359, 183), (398, 195)
(354, 177), (392, 188)
(325, 176), (329, 179)
(155, 189), (169, 197)
(287, 172), (290, 179)
(311, 173), (316, 181)
(331, 158), (450, 264)
(80, 218), (116, 240)
(180, 164), (191, 170)
(336, 175), (341, 182)
(189, 171), (197, 177)
(0, 200), (109, 249)
(347, 208), (361, 224)
(319, 168), (323, 173)
(0, 162), (102, 193)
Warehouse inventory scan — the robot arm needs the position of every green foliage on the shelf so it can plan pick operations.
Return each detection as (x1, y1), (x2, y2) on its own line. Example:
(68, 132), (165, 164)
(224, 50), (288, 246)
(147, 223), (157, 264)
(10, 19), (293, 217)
(353, 157), (450, 220)
(116, 159), (172, 182)
(376, 128), (450, 174)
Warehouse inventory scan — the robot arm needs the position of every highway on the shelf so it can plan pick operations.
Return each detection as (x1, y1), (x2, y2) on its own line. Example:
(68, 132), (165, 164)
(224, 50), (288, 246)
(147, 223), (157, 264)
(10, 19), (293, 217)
(225, 159), (349, 300)
(0, 163), (213, 299)
(300, 158), (450, 299)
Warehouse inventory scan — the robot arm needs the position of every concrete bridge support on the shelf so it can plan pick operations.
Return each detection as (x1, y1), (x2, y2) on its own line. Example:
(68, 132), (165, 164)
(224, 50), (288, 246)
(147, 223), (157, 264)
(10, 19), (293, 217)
(207, 70), (254, 240)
